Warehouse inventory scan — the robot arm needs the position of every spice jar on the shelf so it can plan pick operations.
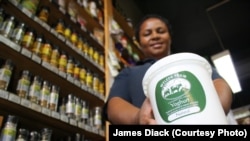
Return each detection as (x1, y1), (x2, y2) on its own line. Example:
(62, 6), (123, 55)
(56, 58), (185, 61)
(81, 100), (89, 124)
(73, 60), (80, 80)
(31, 35), (44, 57)
(40, 128), (52, 141)
(48, 85), (60, 111)
(21, 0), (40, 15)
(55, 19), (65, 35)
(16, 70), (31, 99)
(74, 97), (82, 121)
(41, 40), (52, 62)
(0, 15), (15, 38)
(28, 75), (42, 104)
(92, 73), (99, 92)
(0, 59), (13, 90)
(93, 106), (102, 129)
(79, 65), (87, 85)
(70, 29), (78, 46)
(66, 56), (74, 76)
(39, 80), (50, 108)
(16, 128), (29, 141)
(58, 51), (67, 73)
(38, 6), (50, 23)
(85, 69), (93, 88)
(66, 94), (75, 119)
(21, 28), (35, 49)
(50, 46), (60, 68)
(10, 22), (25, 44)
(0, 115), (19, 141)
(63, 25), (71, 40)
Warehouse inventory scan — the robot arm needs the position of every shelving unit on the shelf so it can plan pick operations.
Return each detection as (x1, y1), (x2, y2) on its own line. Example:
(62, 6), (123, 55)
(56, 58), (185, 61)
(0, 0), (106, 140)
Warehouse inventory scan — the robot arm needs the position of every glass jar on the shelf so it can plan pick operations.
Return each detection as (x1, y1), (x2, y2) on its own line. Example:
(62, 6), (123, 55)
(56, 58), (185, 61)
(16, 70), (31, 99)
(48, 85), (60, 111)
(50, 46), (60, 68)
(28, 75), (42, 104)
(10, 22), (25, 44)
(21, 0), (40, 15)
(0, 115), (19, 141)
(40, 128), (52, 141)
(0, 15), (15, 38)
(66, 94), (74, 119)
(31, 35), (44, 57)
(41, 40), (52, 62)
(16, 128), (29, 141)
(93, 106), (102, 129)
(0, 59), (13, 90)
(21, 28), (35, 49)
(58, 51), (67, 73)
(55, 19), (64, 35)
(39, 80), (50, 108)
(38, 6), (50, 23)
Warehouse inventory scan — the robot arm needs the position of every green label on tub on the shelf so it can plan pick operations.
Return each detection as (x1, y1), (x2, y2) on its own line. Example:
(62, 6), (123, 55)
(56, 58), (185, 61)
(155, 71), (206, 123)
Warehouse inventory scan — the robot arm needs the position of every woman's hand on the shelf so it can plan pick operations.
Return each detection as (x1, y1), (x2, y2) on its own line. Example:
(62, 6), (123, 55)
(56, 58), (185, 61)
(138, 98), (157, 124)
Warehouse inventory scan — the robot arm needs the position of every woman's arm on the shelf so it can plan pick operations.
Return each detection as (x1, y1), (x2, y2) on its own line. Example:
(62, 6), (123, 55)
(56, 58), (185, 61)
(213, 78), (233, 114)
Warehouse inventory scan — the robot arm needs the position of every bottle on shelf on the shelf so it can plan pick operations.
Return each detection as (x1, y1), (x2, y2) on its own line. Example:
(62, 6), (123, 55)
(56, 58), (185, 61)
(16, 70), (31, 99)
(0, 59), (14, 91)
(0, 115), (19, 141)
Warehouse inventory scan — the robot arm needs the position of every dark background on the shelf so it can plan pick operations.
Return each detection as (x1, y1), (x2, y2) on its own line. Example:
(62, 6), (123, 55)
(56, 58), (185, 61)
(113, 0), (250, 110)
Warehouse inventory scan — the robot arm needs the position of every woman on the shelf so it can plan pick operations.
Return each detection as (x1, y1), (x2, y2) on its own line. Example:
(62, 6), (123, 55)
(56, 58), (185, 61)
(103, 14), (232, 124)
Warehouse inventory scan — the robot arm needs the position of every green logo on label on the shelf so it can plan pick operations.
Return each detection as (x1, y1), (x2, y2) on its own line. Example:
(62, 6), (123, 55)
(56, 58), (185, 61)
(155, 71), (206, 123)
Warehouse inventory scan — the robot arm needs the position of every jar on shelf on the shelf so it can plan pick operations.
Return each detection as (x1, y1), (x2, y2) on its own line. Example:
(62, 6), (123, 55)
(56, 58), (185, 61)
(66, 94), (75, 119)
(0, 59), (14, 90)
(50, 46), (60, 68)
(0, 115), (19, 141)
(93, 106), (102, 129)
(74, 97), (82, 121)
(28, 75), (42, 104)
(81, 100), (89, 124)
(39, 80), (51, 108)
(48, 84), (60, 111)
(31, 35), (44, 57)
(21, 0), (40, 15)
(66, 56), (75, 76)
(40, 128), (52, 141)
(55, 19), (65, 35)
(16, 70), (31, 99)
(0, 15), (15, 38)
(16, 128), (29, 141)
(41, 40), (52, 63)
(38, 6), (50, 23)
(21, 28), (35, 49)
(10, 22), (26, 44)
(58, 51), (67, 73)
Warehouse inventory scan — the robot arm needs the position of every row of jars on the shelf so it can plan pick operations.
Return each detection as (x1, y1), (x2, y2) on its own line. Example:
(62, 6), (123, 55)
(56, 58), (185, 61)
(0, 115), (92, 141)
(0, 115), (53, 141)
(0, 59), (103, 128)
(0, 7), (105, 68)
(59, 94), (103, 129)
(0, 12), (105, 95)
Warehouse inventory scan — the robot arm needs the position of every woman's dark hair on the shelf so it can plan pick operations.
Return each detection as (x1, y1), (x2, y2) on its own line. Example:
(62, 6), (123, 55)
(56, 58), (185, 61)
(134, 14), (173, 42)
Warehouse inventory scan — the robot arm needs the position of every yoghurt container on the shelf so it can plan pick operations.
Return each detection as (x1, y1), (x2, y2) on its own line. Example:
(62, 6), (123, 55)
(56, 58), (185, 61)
(142, 53), (228, 124)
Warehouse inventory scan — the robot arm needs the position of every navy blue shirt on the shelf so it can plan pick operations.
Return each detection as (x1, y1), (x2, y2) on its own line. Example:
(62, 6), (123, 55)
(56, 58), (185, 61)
(103, 58), (221, 121)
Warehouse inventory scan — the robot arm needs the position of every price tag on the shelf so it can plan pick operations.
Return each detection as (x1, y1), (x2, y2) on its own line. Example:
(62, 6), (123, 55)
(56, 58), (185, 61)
(77, 121), (84, 128)
(92, 127), (99, 134)
(42, 107), (51, 116)
(74, 80), (81, 87)
(31, 103), (42, 112)
(60, 114), (69, 123)
(21, 48), (32, 58)
(21, 7), (32, 18)
(50, 29), (58, 37)
(31, 54), (41, 64)
(50, 66), (59, 74)
(70, 17), (77, 23)
(8, 93), (20, 104)
(84, 125), (92, 132)
(99, 130), (105, 136)
(57, 34), (65, 42)
(0, 89), (9, 99)
(69, 119), (77, 126)
(33, 16), (43, 26)
(51, 111), (60, 119)
(59, 7), (66, 14)
(42, 23), (50, 31)
(42, 61), (52, 70)
(81, 84), (88, 91)
(58, 71), (66, 78)
(67, 75), (74, 84)
(20, 98), (31, 108)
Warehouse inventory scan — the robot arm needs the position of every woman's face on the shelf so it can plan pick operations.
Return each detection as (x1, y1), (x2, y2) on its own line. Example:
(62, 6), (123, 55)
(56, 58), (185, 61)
(139, 18), (171, 60)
